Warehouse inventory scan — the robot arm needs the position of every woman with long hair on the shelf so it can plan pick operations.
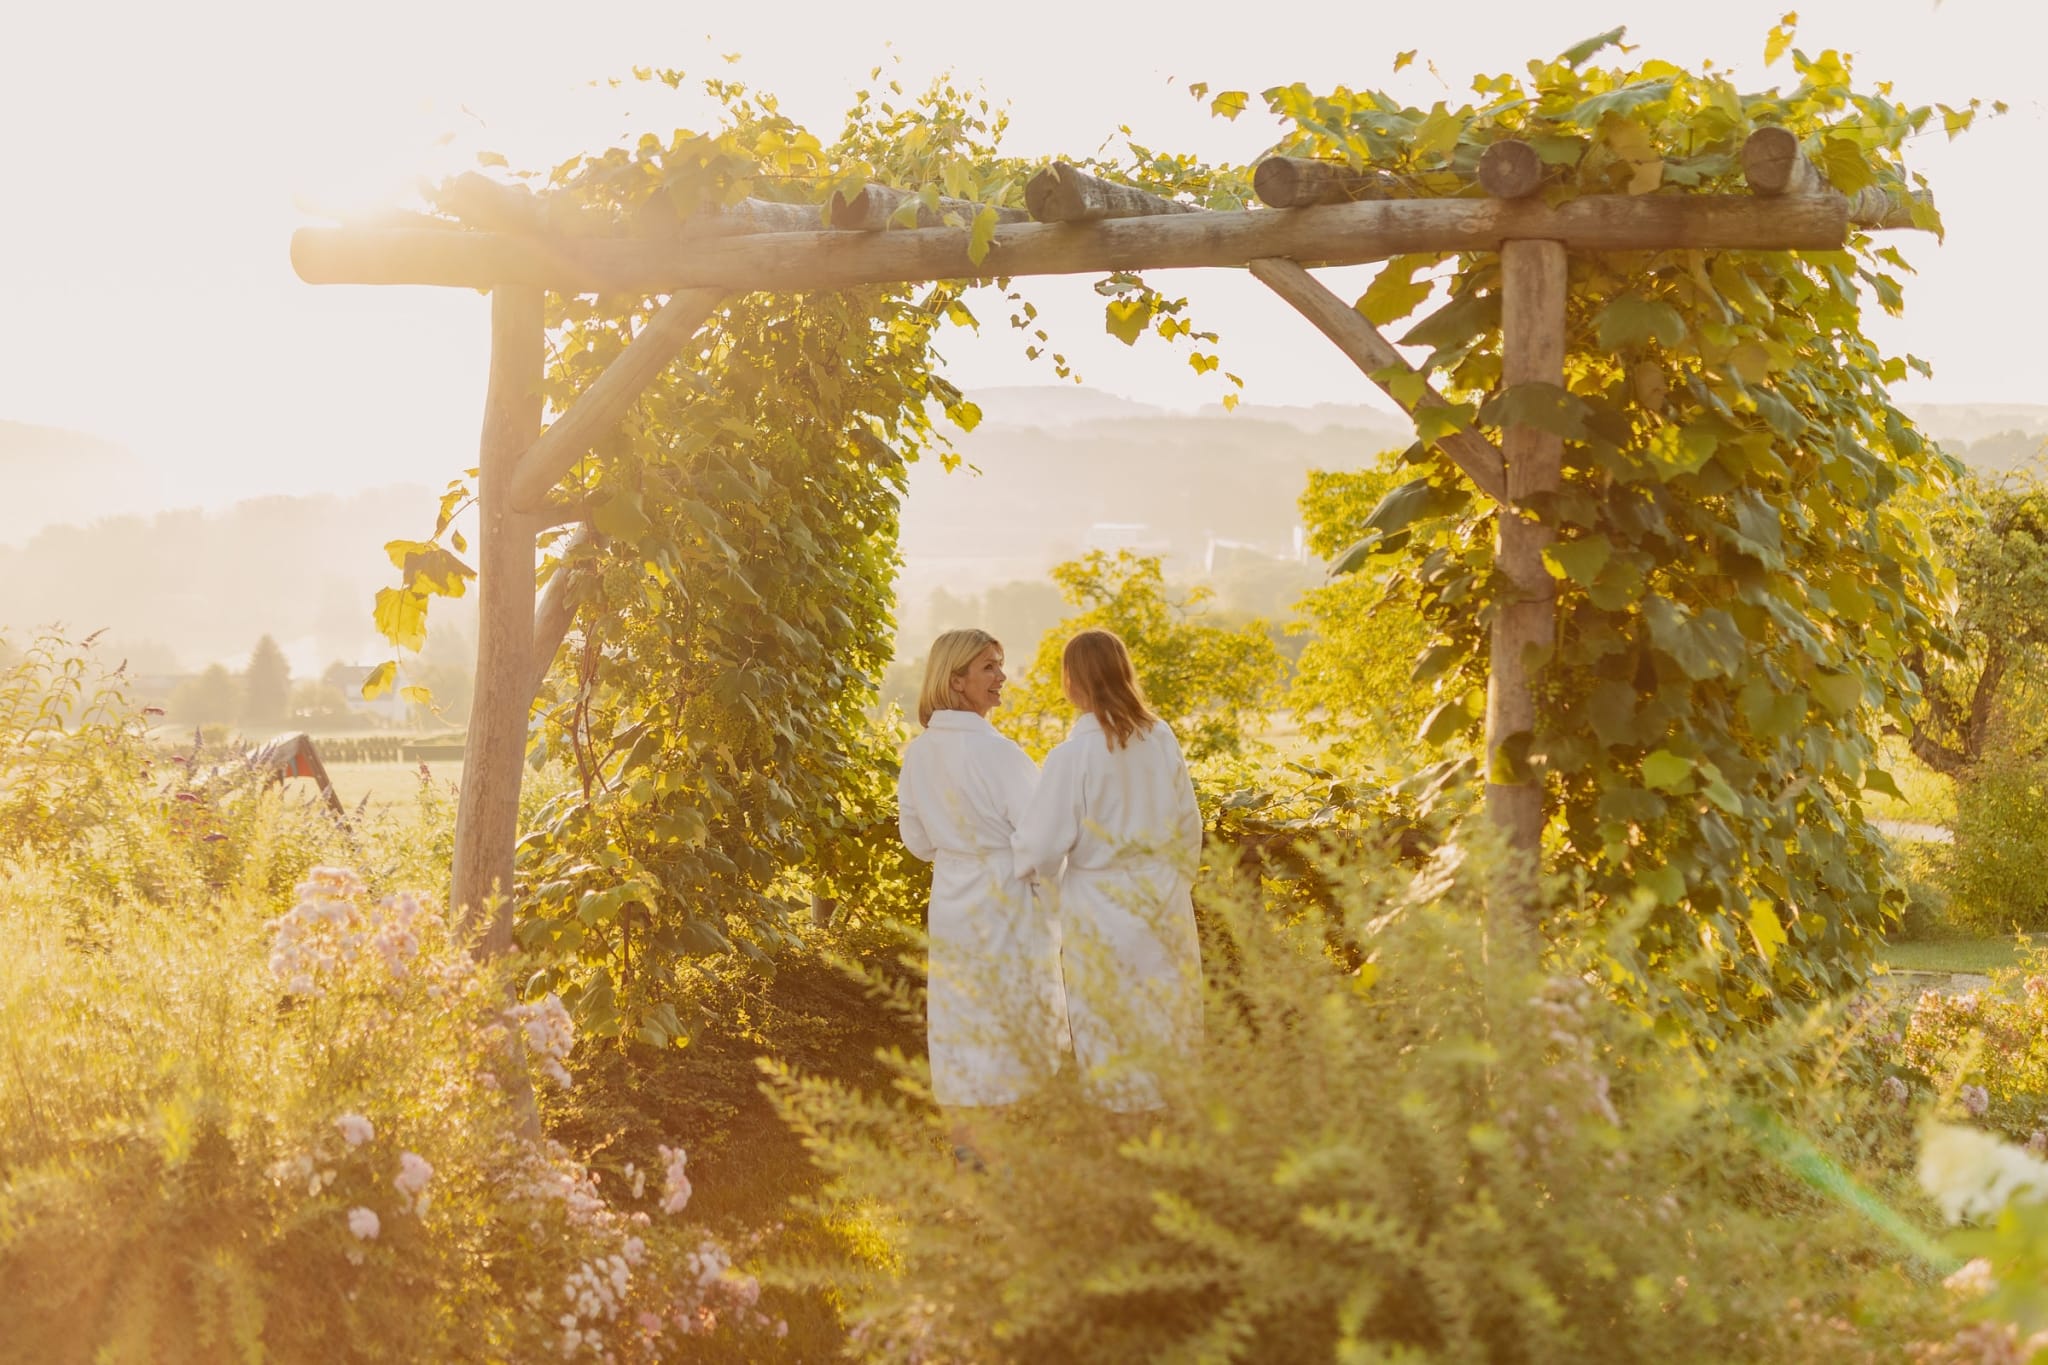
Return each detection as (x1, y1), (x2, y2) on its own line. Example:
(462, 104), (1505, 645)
(897, 628), (1068, 1153)
(1014, 627), (1202, 1111)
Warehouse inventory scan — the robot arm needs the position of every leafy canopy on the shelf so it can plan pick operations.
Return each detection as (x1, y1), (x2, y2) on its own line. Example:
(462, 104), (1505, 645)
(1261, 23), (1969, 1020)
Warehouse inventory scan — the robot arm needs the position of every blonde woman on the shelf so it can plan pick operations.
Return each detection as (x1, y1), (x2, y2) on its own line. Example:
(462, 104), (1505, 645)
(897, 629), (1068, 1153)
(1014, 627), (1203, 1112)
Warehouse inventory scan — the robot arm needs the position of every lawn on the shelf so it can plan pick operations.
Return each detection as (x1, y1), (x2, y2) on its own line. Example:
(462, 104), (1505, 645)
(1880, 935), (2043, 975)
(288, 759), (464, 810)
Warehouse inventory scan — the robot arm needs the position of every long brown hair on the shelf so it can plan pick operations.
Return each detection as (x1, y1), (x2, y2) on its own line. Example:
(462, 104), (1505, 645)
(1062, 628), (1159, 750)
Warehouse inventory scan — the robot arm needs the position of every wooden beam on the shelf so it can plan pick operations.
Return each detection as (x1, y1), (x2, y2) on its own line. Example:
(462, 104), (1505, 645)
(508, 288), (724, 513)
(1025, 162), (1199, 222)
(529, 527), (591, 703)
(1476, 141), (1545, 200)
(828, 184), (1030, 231)
(1485, 239), (1568, 871)
(292, 193), (1850, 295)
(1247, 258), (1506, 503)
(1251, 157), (1401, 208)
(451, 287), (545, 956)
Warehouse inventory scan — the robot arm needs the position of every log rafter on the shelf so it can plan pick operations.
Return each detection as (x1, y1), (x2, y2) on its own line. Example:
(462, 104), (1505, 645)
(294, 193), (1850, 295)
(508, 288), (725, 513)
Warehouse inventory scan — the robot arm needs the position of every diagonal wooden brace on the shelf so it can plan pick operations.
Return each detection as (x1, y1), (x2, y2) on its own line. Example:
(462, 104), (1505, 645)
(1248, 257), (1507, 503)
(507, 288), (725, 513)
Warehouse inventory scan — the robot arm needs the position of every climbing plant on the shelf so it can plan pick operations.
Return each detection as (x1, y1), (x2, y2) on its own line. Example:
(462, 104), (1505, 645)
(370, 72), (1238, 1041)
(1269, 24), (1977, 1021)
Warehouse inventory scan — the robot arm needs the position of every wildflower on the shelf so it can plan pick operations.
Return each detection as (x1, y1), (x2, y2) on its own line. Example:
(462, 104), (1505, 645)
(1963, 1084), (1991, 1118)
(335, 1113), (374, 1147)
(2029, 1130), (2048, 1159)
(659, 1144), (692, 1215)
(347, 1206), (381, 1241)
(2026, 976), (2047, 997)
(1881, 1076), (1909, 1107)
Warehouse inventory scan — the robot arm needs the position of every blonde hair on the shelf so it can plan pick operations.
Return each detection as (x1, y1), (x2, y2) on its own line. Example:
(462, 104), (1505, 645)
(917, 628), (1002, 727)
(1062, 628), (1158, 750)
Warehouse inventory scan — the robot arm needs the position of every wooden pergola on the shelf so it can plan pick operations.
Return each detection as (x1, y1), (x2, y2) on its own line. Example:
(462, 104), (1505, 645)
(291, 125), (1918, 951)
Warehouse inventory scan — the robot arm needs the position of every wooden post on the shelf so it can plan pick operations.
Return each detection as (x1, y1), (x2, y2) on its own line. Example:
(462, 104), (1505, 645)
(452, 287), (544, 954)
(1486, 239), (1567, 869)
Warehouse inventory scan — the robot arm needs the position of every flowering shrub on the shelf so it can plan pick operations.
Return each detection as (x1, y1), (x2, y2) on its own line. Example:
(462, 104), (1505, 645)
(771, 842), (1963, 1363)
(0, 851), (786, 1361)
(1897, 965), (2048, 1144)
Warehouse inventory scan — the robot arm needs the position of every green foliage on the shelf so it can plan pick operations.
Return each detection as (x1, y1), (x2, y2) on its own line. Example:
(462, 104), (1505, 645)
(1908, 472), (2048, 776)
(1948, 746), (2048, 932)
(381, 76), (1061, 1042)
(770, 842), (1958, 1362)
(998, 550), (1287, 762)
(1287, 464), (1438, 768)
(1260, 29), (1963, 1018)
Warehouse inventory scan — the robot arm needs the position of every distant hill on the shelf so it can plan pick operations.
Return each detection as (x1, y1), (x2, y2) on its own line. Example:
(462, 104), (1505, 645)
(3, 390), (2041, 676)
(0, 482), (456, 674)
(1907, 405), (2048, 474)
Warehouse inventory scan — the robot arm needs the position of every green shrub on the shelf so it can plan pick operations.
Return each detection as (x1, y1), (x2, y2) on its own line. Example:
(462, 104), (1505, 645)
(770, 844), (1958, 1363)
(1948, 748), (2048, 933)
(1891, 839), (1955, 942)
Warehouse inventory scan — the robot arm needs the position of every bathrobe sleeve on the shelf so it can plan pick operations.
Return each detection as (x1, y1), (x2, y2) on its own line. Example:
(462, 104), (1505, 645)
(1013, 741), (1082, 884)
(1169, 733), (1203, 871)
(897, 749), (936, 863)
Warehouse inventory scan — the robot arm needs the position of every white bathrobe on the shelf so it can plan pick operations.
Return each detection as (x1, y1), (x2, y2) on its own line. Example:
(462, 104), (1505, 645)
(1014, 713), (1203, 1111)
(898, 709), (1068, 1108)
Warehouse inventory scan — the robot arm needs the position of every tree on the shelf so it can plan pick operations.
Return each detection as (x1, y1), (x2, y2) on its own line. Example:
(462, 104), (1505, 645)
(240, 635), (290, 729)
(1906, 472), (2048, 775)
(168, 664), (237, 726)
(1285, 464), (1435, 770)
(999, 550), (1286, 763)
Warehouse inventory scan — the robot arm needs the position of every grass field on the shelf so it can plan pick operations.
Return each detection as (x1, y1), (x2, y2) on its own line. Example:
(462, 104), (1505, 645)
(288, 759), (464, 810)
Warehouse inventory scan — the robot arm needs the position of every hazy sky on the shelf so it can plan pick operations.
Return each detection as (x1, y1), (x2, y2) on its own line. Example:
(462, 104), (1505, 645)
(2, 0), (2039, 510)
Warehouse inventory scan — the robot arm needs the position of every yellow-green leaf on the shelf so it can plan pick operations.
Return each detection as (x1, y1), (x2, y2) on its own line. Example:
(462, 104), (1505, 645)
(373, 587), (428, 652)
(361, 660), (398, 701)
(1748, 899), (1788, 964)
(1642, 749), (1694, 792)
(967, 205), (999, 265)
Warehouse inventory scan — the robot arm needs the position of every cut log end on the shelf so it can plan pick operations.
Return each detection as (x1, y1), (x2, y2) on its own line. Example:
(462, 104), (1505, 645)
(1476, 140), (1544, 200)
(1251, 157), (1399, 209)
(1741, 126), (1821, 197)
